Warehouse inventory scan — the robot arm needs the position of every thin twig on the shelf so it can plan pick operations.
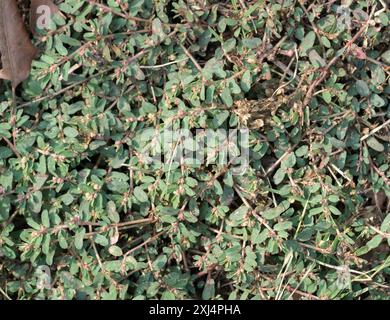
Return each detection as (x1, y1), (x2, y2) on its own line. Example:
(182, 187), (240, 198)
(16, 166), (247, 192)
(179, 43), (204, 77)
(360, 118), (390, 142)
(140, 58), (188, 69)
(123, 231), (165, 257)
(0, 286), (12, 300)
(263, 144), (298, 177)
(85, 0), (149, 22)
(2, 136), (20, 158)
(18, 50), (147, 108)
(303, 5), (377, 107)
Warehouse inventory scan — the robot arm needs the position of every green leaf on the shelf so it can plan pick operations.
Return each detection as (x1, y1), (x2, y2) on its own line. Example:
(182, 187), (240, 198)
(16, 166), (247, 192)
(28, 191), (43, 213)
(0, 198), (11, 221)
(108, 245), (123, 257)
(355, 245), (370, 256)
(202, 278), (215, 300)
(41, 210), (50, 228)
(262, 201), (290, 220)
(273, 167), (286, 185)
(355, 80), (370, 97)
(95, 234), (109, 247)
(220, 87), (233, 107)
(370, 94), (386, 108)
(152, 255), (168, 270)
(329, 205), (342, 216)
(222, 38), (236, 53)
(107, 201), (120, 223)
(367, 137), (384, 152)
(240, 70), (252, 92)
(317, 15), (337, 33)
(367, 235), (382, 250)
(161, 291), (176, 300)
(64, 126), (79, 138)
(281, 152), (296, 169)
(380, 213), (390, 232)
(381, 50), (390, 64)
(141, 101), (157, 114)
(152, 18), (165, 40)
(299, 31), (316, 56)
(230, 206), (249, 221)
(322, 91), (332, 104)
(295, 145), (308, 157)
(0, 171), (13, 191)
(308, 49), (326, 67)
(0, 147), (13, 159)
(134, 187), (149, 203)
(274, 221), (293, 231)
(58, 231), (68, 249)
(75, 228), (86, 250)
(26, 218), (41, 230)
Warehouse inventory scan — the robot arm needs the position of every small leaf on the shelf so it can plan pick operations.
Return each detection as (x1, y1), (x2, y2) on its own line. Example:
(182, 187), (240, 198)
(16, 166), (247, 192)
(274, 221), (293, 231)
(370, 94), (386, 108)
(152, 255), (168, 270)
(381, 50), (390, 64)
(75, 228), (86, 250)
(262, 201), (290, 220)
(273, 167), (286, 185)
(329, 205), (342, 216)
(281, 153), (296, 169)
(367, 235), (382, 250)
(64, 127), (79, 138)
(380, 213), (390, 233)
(220, 87), (233, 107)
(367, 137), (384, 152)
(322, 91), (332, 104)
(240, 70), (252, 92)
(134, 187), (149, 203)
(107, 201), (120, 223)
(0, 147), (13, 159)
(308, 49), (326, 67)
(230, 206), (248, 221)
(355, 80), (370, 97)
(152, 18), (165, 40)
(95, 234), (109, 247)
(108, 245), (123, 257)
(28, 191), (43, 213)
(202, 278), (215, 300)
(222, 38), (236, 53)
(299, 31), (316, 56)
(41, 210), (50, 228)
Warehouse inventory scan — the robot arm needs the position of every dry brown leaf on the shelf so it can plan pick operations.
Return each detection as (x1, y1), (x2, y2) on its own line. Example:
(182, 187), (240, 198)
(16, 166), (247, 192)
(0, 0), (37, 89)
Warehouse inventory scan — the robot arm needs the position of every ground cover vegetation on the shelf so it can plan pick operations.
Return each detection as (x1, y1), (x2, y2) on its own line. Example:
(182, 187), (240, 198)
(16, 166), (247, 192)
(0, 0), (389, 300)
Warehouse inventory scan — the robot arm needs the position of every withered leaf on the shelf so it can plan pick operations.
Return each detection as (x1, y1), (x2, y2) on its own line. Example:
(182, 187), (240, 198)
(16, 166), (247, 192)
(0, 0), (38, 89)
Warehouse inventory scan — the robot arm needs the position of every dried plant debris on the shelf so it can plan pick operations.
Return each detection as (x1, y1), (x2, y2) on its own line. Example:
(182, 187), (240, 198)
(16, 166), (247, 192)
(0, 0), (37, 89)
(0, 0), (58, 89)
(0, 0), (389, 300)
